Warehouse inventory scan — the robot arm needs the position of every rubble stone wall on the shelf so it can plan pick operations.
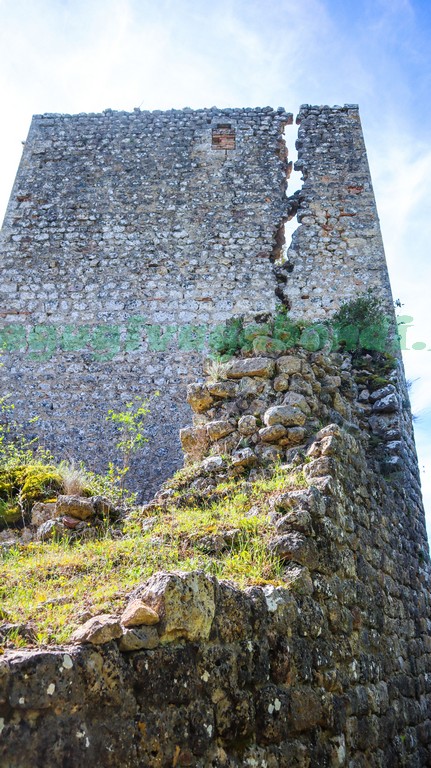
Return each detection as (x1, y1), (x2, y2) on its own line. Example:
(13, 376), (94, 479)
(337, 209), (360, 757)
(1, 346), (430, 767)
(277, 105), (394, 320)
(0, 104), (399, 496)
(0, 107), (290, 494)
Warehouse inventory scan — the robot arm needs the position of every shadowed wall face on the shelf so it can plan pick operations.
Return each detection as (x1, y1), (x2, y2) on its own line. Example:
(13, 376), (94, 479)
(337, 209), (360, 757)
(0, 107), (290, 493)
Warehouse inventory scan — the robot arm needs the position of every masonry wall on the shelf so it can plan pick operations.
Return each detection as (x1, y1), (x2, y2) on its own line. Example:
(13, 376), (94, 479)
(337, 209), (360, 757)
(1, 345), (430, 767)
(0, 104), (430, 766)
(277, 105), (394, 320)
(0, 104), (399, 494)
(0, 107), (290, 494)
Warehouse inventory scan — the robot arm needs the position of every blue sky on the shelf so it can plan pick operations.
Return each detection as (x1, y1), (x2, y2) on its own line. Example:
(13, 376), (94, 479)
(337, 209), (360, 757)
(0, 0), (430, 529)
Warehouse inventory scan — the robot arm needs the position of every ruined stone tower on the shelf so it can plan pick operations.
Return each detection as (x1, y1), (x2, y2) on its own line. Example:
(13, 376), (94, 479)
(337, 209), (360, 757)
(0, 104), (394, 495)
(0, 106), (430, 767)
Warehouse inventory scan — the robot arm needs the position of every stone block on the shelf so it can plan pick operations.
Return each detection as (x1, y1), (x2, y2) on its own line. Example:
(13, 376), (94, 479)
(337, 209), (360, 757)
(223, 357), (275, 379)
(263, 405), (306, 427)
(276, 356), (302, 375)
(132, 571), (216, 643)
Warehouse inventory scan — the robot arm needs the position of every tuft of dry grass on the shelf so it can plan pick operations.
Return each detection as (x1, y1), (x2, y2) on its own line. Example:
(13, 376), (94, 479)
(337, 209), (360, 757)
(57, 461), (89, 496)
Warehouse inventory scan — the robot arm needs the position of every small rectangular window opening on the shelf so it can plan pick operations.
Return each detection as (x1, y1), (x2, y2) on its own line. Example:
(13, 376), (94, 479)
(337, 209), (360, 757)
(212, 124), (236, 150)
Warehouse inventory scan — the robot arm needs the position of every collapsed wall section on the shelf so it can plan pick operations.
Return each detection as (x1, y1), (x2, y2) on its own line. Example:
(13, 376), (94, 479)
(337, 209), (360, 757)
(0, 107), (290, 493)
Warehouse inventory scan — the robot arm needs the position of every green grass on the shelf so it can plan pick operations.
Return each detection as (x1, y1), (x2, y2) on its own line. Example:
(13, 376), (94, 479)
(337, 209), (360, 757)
(0, 465), (307, 648)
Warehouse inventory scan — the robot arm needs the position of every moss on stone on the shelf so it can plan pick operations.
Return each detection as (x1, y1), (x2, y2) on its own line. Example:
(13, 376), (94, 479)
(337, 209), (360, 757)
(0, 499), (21, 527)
(0, 463), (62, 528)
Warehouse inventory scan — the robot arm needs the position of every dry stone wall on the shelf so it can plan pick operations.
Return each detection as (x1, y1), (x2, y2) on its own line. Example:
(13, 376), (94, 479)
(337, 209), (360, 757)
(0, 107), (291, 495)
(1, 346), (430, 767)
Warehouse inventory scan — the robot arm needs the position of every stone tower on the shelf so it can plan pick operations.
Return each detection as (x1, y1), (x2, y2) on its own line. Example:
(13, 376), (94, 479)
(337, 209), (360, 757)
(0, 104), (398, 496)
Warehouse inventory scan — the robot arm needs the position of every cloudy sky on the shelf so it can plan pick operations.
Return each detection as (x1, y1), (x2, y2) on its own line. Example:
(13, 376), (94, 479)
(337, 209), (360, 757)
(0, 0), (430, 527)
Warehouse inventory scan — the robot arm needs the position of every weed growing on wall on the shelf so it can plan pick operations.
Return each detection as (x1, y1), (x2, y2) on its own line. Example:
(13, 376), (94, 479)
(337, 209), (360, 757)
(332, 290), (392, 353)
(208, 294), (394, 361)
(106, 394), (159, 496)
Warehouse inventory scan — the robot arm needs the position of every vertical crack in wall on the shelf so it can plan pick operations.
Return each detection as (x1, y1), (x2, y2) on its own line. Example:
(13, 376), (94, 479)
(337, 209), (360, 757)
(272, 118), (303, 309)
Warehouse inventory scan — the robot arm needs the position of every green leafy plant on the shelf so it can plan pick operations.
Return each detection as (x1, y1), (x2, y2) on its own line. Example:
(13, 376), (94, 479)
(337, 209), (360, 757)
(106, 394), (158, 496)
(332, 290), (392, 353)
(208, 317), (247, 360)
(85, 462), (137, 506)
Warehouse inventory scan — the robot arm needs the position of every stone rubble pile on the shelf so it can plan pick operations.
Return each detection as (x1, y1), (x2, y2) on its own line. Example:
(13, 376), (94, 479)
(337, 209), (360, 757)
(180, 348), (405, 487)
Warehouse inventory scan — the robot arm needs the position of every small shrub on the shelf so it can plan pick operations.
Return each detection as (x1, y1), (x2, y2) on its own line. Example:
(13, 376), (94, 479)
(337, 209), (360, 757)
(208, 317), (247, 360)
(85, 463), (137, 506)
(332, 291), (392, 353)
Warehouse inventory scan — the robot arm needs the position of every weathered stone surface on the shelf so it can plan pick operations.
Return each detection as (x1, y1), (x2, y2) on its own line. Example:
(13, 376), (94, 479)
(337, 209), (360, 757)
(180, 426), (209, 458)
(31, 502), (57, 527)
(133, 571), (216, 643)
(36, 519), (67, 541)
(118, 626), (159, 651)
(275, 508), (313, 534)
(256, 443), (283, 463)
(369, 384), (397, 402)
(289, 688), (325, 732)
(71, 615), (123, 645)
(206, 381), (238, 399)
(56, 495), (94, 521)
(263, 405), (306, 427)
(259, 424), (287, 442)
(276, 355), (302, 375)
(230, 448), (257, 468)
(237, 415), (258, 435)
(92, 496), (120, 520)
(372, 393), (398, 413)
(121, 600), (160, 628)
(282, 391), (311, 414)
(206, 420), (235, 441)
(284, 426), (307, 445)
(186, 384), (214, 413)
(61, 515), (81, 529)
(273, 373), (290, 391)
(200, 456), (225, 473)
(238, 376), (266, 395)
(269, 533), (319, 569)
(223, 357), (275, 379)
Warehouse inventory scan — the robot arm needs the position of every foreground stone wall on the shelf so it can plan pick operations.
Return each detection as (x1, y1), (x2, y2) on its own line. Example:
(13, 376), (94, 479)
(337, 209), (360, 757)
(0, 107), (290, 495)
(1, 346), (430, 767)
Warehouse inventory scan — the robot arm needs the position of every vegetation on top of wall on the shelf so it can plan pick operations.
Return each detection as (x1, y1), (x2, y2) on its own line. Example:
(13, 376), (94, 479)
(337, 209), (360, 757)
(208, 307), (315, 360)
(208, 293), (394, 361)
(332, 290), (393, 354)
